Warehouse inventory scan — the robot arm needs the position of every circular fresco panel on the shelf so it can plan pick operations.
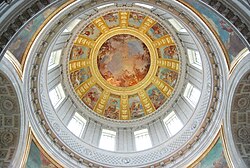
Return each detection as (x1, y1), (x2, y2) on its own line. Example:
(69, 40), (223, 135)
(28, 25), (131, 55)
(97, 34), (150, 87)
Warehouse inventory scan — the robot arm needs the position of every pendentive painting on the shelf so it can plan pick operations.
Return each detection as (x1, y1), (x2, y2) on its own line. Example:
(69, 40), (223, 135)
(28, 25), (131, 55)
(26, 141), (58, 168)
(192, 138), (229, 168)
(97, 34), (150, 87)
(185, 0), (246, 64)
(8, 4), (60, 63)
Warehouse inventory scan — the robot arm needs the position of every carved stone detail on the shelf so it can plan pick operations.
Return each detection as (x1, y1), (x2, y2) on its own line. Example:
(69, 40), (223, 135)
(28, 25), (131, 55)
(0, 71), (20, 167)
(231, 71), (250, 167)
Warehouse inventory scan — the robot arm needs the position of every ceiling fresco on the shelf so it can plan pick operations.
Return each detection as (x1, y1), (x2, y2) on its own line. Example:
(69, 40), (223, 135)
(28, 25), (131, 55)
(68, 11), (180, 120)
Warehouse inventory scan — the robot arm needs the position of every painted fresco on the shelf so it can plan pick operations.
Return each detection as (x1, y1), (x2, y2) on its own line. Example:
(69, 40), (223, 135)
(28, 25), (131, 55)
(158, 68), (178, 87)
(185, 0), (246, 63)
(70, 45), (89, 60)
(81, 23), (101, 40)
(128, 12), (145, 28)
(8, 6), (59, 62)
(103, 12), (119, 28)
(97, 34), (150, 87)
(158, 45), (178, 60)
(67, 11), (180, 120)
(194, 138), (229, 168)
(70, 68), (91, 88)
(146, 84), (166, 109)
(82, 85), (102, 109)
(104, 95), (120, 119)
(26, 141), (57, 168)
(129, 94), (144, 119)
(147, 23), (168, 40)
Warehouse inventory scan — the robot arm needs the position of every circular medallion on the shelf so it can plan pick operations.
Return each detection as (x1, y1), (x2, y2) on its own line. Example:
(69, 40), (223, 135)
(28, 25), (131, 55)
(97, 34), (150, 87)
(0, 131), (14, 146)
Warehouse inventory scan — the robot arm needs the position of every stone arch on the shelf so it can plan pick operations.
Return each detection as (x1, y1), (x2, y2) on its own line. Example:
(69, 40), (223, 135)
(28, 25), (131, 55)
(0, 70), (20, 167)
(231, 71), (250, 167)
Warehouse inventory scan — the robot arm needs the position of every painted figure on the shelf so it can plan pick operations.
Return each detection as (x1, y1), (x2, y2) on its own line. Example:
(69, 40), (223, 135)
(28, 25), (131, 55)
(129, 95), (144, 119)
(164, 45), (176, 58)
(129, 12), (145, 28)
(147, 86), (165, 109)
(82, 24), (95, 36)
(103, 13), (118, 22)
(97, 34), (150, 87)
(148, 23), (167, 39)
(82, 87), (100, 109)
(159, 68), (178, 86)
(71, 46), (84, 59)
(70, 68), (91, 87)
(104, 98), (120, 119)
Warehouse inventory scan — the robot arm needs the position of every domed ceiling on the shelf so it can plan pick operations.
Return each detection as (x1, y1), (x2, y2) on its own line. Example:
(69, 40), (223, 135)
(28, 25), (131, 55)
(68, 11), (180, 120)
(24, 0), (226, 167)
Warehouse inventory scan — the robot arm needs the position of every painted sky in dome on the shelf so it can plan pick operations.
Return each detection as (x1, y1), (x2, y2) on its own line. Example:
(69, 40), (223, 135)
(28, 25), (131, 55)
(193, 138), (229, 168)
(185, 0), (246, 64)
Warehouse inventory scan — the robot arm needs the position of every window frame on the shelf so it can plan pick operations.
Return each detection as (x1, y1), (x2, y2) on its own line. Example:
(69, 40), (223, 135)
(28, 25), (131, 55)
(48, 49), (62, 70)
(99, 129), (116, 151)
(187, 48), (202, 70)
(67, 112), (87, 137)
(48, 83), (65, 109)
(163, 111), (183, 137)
(63, 18), (81, 32)
(134, 128), (152, 151)
(168, 18), (187, 33)
(183, 83), (201, 107)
